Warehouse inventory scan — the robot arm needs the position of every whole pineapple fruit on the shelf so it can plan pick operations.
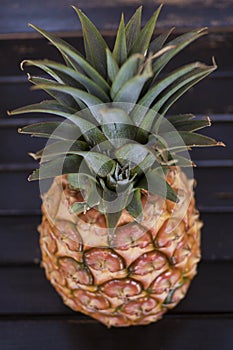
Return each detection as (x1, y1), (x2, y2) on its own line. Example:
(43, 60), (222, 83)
(10, 5), (223, 327)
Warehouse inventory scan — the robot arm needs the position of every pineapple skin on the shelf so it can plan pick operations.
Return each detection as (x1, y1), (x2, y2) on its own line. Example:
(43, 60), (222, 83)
(38, 167), (202, 327)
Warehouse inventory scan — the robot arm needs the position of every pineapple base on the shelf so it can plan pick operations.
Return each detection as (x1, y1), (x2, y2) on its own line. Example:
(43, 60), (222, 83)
(38, 168), (202, 327)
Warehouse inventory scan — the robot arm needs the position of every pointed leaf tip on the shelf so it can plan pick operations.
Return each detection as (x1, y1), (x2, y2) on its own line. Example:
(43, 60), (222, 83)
(129, 4), (163, 55)
(217, 141), (226, 147)
(73, 6), (108, 77)
(113, 12), (127, 65)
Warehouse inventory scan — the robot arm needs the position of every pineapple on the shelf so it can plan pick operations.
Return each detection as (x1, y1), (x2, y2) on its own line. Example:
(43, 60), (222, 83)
(9, 5), (223, 327)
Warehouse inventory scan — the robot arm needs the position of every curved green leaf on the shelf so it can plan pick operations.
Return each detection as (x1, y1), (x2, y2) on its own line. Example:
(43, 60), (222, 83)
(155, 65), (216, 117)
(99, 108), (136, 146)
(103, 183), (134, 235)
(76, 151), (115, 177)
(125, 6), (142, 52)
(29, 155), (83, 181)
(106, 48), (119, 83)
(29, 24), (110, 92)
(138, 62), (204, 110)
(159, 131), (222, 149)
(113, 61), (153, 105)
(23, 59), (110, 102)
(73, 7), (108, 78)
(68, 172), (97, 189)
(126, 188), (143, 221)
(29, 76), (80, 109)
(9, 100), (76, 116)
(130, 152), (157, 177)
(111, 54), (144, 99)
(32, 83), (103, 112)
(113, 14), (127, 65)
(115, 142), (155, 167)
(11, 101), (108, 146)
(129, 4), (162, 55)
(148, 28), (174, 54)
(170, 117), (211, 132)
(99, 107), (134, 125)
(18, 122), (79, 141)
(151, 27), (208, 81)
(34, 140), (89, 161)
(137, 168), (178, 202)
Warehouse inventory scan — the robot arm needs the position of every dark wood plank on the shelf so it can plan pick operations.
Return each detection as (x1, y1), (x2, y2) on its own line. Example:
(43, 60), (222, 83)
(0, 171), (42, 211)
(201, 212), (233, 261)
(0, 166), (233, 211)
(0, 262), (232, 315)
(0, 216), (41, 264)
(194, 166), (233, 208)
(1, 32), (233, 77)
(0, 127), (46, 164)
(1, 117), (232, 163)
(1, 74), (232, 117)
(0, 212), (232, 264)
(1, 0), (233, 36)
(191, 120), (233, 160)
(0, 317), (233, 350)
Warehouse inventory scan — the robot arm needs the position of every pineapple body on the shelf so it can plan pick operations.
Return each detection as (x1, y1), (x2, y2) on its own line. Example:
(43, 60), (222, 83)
(10, 5), (221, 327)
(39, 167), (201, 327)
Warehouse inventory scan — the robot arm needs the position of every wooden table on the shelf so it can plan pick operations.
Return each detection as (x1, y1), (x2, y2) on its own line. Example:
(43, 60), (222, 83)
(0, 1), (233, 349)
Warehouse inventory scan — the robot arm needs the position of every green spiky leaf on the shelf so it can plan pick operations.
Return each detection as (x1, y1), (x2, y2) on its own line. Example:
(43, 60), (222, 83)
(18, 122), (79, 141)
(160, 131), (222, 149)
(68, 172), (97, 189)
(115, 143), (154, 167)
(73, 7), (108, 77)
(113, 60), (153, 105)
(168, 116), (211, 132)
(76, 151), (115, 177)
(29, 155), (83, 181)
(70, 201), (86, 214)
(34, 140), (89, 161)
(113, 14), (127, 65)
(106, 48), (119, 83)
(9, 100), (76, 116)
(111, 54), (144, 99)
(151, 28), (208, 81)
(23, 59), (110, 102)
(137, 168), (178, 202)
(99, 108), (136, 146)
(149, 28), (174, 53)
(126, 188), (143, 221)
(129, 5), (162, 55)
(103, 183), (134, 236)
(29, 24), (110, 92)
(125, 6), (142, 52)
(32, 83), (102, 111)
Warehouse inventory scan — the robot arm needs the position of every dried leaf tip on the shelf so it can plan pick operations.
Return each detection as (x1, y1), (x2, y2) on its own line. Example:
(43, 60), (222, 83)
(28, 152), (38, 160)
(217, 141), (226, 147)
(206, 116), (211, 126)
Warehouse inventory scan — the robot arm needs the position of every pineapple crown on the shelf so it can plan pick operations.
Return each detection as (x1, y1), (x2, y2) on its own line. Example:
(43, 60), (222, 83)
(9, 5), (223, 228)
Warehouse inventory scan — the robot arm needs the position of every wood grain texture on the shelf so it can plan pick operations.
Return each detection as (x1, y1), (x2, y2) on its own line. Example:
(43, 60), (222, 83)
(0, 262), (232, 315)
(0, 0), (232, 346)
(0, 317), (233, 350)
(0, 166), (233, 211)
(1, 74), (232, 118)
(0, 212), (233, 264)
(1, 0), (233, 36)
(0, 117), (232, 163)
(1, 32), (232, 76)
